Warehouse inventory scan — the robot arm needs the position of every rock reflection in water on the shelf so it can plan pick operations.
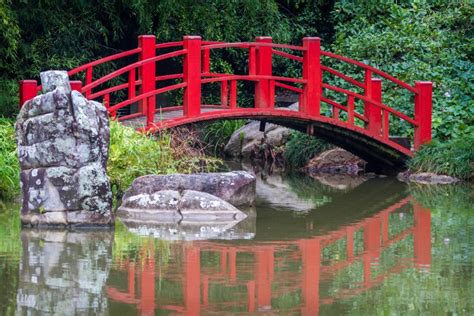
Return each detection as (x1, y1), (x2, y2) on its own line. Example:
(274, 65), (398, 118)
(119, 206), (256, 241)
(16, 230), (113, 315)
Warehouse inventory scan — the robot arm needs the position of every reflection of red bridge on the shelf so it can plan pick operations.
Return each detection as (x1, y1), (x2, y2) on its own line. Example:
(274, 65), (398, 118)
(107, 198), (431, 315)
(20, 35), (432, 168)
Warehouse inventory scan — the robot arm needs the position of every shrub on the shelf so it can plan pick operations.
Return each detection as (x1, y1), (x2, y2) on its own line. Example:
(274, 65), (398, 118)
(0, 118), (19, 199)
(284, 131), (332, 168)
(408, 134), (474, 179)
(330, 1), (473, 140)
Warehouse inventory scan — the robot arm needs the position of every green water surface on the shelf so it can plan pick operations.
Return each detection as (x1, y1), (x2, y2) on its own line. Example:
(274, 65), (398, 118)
(0, 174), (472, 315)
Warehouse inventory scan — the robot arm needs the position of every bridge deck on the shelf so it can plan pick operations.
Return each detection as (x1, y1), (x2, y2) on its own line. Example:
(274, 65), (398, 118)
(121, 107), (222, 129)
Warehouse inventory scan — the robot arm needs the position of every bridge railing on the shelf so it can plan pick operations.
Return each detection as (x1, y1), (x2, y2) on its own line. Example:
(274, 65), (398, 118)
(19, 35), (432, 152)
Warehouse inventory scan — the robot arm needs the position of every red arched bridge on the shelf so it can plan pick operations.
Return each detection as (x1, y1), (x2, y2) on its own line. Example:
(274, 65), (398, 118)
(19, 35), (432, 170)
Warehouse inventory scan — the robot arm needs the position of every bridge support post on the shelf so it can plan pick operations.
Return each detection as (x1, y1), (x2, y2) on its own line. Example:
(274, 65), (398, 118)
(19, 80), (37, 107)
(255, 36), (273, 109)
(414, 81), (432, 150)
(302, 37), (321, 117)
(183, 36), (202, 117)
(138, 35), (156, 127)
(365, 78), (382, 135)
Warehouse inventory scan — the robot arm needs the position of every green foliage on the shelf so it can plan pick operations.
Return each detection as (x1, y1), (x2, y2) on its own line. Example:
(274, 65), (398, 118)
(284, 131), (332, 168)
(408, 134), (474, 179)
(108, 120), (177, 196)
(331, 0), (474, 140)
(108, 120), (221, 198)
(202, 120), (246, 154)
(0, 118), (19, 199)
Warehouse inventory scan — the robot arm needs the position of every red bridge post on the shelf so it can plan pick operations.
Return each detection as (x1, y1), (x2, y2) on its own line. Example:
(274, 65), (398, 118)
(255, 36), (273, 109)
(19, 80), (37, 107)
(414, 81), (432, 150)
(366, 78), (382, 135)
(183, 36), (202, 117)
(302, 37), (322, 117)
(138, 35), (156, 127)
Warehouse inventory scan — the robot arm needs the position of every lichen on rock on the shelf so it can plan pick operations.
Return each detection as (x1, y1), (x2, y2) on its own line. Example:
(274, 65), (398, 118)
(15, 70), (113, 227)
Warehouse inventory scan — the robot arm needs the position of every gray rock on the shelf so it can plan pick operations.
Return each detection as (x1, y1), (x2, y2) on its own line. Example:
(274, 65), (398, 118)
(117, 189), (247, 224)
(15, 71), (113, 227)
(224, 103), (298, 158)
(180, 190), (247, 222)
(303, 148), (366, 175)
(122, 171), (256, 206)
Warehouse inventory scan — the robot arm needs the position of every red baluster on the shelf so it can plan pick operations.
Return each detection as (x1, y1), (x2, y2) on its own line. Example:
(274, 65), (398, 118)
(221, 80), (228, 106)
(302, 37), (322, 117)
(383, 111), (389, 139)
(230, 80), (237, 109)
(249, 46), (256, 75)
(366, 77), (382, 135)
(202, 47), (210, 73)
(414, 81), (432, 150)
(70, 80), (82, 93)
(183, 35), (202, 117)
(138, 35), (156, 127)
(347, 95), (355, 125)
(128, 68), (136, 100)
(19, 80), (38, 107)
(85, 66), (93, 98)
(333, 106), (339, 120)
(255, 36), (272, 109)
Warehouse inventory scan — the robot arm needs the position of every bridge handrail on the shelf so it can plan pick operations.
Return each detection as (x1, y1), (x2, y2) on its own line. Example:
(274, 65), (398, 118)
(82, 49), (187, 93)
(322, 83), (418, 126)
(321, 50), (419, 94)
(68, 47), (143, 77)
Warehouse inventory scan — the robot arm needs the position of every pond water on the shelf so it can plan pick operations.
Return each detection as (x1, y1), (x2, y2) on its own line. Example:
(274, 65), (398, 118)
(0, 172), (472, 315)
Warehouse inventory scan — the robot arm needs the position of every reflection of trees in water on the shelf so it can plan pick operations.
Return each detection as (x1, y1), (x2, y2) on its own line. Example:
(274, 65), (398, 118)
(16, 230), (113, 315)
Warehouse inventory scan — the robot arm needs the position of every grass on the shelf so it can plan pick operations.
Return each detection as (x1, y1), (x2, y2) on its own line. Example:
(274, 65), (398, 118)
(408, 135), (474, 180)
(108, 120), (222, 198)
(202, 120), (246, 155)
(283, 131), (333, 169)
(0, 118), (19, 199)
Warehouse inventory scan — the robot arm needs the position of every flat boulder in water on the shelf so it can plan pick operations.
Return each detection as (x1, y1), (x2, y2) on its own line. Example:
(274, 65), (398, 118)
(122, 171), (256, 206)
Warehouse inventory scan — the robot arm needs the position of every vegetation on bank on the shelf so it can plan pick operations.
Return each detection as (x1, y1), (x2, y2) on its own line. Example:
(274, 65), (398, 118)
(0, 119), (221, 201)
(0, 118), (19, 200)
(284, 131), (332, 169)
(408, 135), (474, 180)
(108, 121), (221, 198)
(202, 120), (246, 154)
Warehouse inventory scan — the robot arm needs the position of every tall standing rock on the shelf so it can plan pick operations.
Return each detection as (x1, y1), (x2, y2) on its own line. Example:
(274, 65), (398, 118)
(15, 71), (113, 227)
